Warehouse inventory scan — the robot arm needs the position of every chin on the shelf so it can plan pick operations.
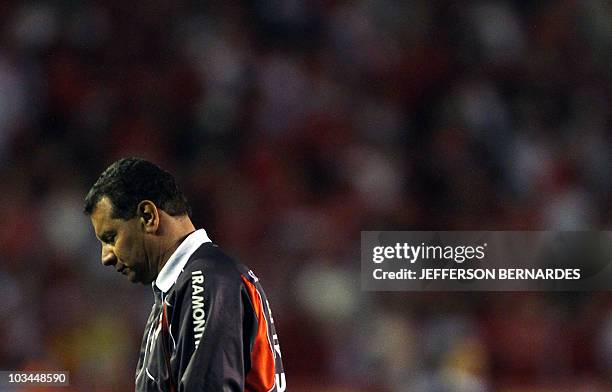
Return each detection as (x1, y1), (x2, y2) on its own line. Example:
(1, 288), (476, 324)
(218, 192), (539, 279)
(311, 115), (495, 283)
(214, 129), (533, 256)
(127, 271), (141, 283)
(129, 271), (154, 285)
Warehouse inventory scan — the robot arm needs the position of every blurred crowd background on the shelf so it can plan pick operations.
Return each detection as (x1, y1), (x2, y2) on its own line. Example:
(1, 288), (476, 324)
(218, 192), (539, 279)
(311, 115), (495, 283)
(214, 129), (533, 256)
(1, 0), (612, 391)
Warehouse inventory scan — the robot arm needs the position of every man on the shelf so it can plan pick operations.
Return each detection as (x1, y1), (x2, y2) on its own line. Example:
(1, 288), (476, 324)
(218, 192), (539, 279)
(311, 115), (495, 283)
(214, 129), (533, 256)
(83, 157), (286, 391)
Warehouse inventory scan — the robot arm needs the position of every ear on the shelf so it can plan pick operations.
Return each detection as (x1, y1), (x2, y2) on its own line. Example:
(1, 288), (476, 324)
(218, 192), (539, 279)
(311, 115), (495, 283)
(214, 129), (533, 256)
(137, 200), (160, 234)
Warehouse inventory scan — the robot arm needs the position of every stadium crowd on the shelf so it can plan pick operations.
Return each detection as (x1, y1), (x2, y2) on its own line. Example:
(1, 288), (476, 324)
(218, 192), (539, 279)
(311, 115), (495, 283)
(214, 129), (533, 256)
(1, 1), (612, 391)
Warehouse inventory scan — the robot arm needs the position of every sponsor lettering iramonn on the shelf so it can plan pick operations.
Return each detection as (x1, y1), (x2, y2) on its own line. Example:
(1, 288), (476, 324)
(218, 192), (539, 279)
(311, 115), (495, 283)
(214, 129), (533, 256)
(191, 270), (205, 348)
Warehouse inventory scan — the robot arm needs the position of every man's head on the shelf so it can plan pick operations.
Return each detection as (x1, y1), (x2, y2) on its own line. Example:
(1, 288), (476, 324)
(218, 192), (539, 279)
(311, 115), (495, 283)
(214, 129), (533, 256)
(84, 157), (193, 284)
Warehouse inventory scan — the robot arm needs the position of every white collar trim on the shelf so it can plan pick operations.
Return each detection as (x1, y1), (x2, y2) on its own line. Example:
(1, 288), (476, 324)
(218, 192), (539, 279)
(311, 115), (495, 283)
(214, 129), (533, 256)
(155, 228), (211, 293)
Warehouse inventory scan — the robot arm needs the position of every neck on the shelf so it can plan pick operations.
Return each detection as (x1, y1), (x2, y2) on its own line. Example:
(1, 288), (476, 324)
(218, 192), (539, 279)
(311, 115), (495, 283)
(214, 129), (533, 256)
(157, 215), (196, 274)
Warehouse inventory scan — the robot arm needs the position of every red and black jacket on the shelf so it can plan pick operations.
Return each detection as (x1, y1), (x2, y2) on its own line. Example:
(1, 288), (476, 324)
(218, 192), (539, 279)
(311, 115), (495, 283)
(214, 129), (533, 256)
(135, 236), (285, 391)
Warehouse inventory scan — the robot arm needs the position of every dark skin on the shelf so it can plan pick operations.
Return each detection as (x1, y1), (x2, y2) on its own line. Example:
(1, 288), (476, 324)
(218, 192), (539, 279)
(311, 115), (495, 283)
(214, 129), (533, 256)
(89, 196), (196, 284)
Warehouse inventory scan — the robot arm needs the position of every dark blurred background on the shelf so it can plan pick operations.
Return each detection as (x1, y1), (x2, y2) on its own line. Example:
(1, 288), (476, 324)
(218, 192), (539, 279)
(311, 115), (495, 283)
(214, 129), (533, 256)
(1, 1), (612, 391)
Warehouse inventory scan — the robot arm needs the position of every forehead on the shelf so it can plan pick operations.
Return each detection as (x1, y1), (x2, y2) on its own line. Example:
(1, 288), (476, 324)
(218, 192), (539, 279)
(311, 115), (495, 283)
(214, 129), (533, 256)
(90, 197), (121, 234)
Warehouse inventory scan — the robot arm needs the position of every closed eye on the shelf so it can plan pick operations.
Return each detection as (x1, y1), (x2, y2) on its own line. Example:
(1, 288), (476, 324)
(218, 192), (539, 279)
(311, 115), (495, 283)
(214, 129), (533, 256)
(100, 232), (116, 245)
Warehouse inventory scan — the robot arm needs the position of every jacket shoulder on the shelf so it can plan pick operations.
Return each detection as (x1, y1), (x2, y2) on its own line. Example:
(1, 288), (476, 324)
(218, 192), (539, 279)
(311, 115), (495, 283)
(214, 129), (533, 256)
(175, 243), (244, 291)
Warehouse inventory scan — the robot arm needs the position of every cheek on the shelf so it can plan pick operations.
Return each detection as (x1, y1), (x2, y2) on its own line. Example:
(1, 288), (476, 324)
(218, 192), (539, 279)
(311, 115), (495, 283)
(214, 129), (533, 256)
(122, 237), (146, 264)
(114, 238), (134, 261)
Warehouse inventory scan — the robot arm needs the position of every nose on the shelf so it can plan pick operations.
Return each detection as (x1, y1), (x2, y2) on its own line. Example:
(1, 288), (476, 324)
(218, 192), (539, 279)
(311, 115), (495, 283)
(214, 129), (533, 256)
(101, 244), (117, 266)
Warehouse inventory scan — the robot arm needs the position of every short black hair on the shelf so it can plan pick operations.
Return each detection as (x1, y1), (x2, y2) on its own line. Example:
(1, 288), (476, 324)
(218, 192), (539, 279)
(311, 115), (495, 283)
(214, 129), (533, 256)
(84, 157), (192, 220)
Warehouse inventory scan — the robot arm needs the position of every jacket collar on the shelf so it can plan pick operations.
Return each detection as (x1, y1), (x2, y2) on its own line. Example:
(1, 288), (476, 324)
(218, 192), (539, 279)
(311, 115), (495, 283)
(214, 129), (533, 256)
(154, 228), (212, 293)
